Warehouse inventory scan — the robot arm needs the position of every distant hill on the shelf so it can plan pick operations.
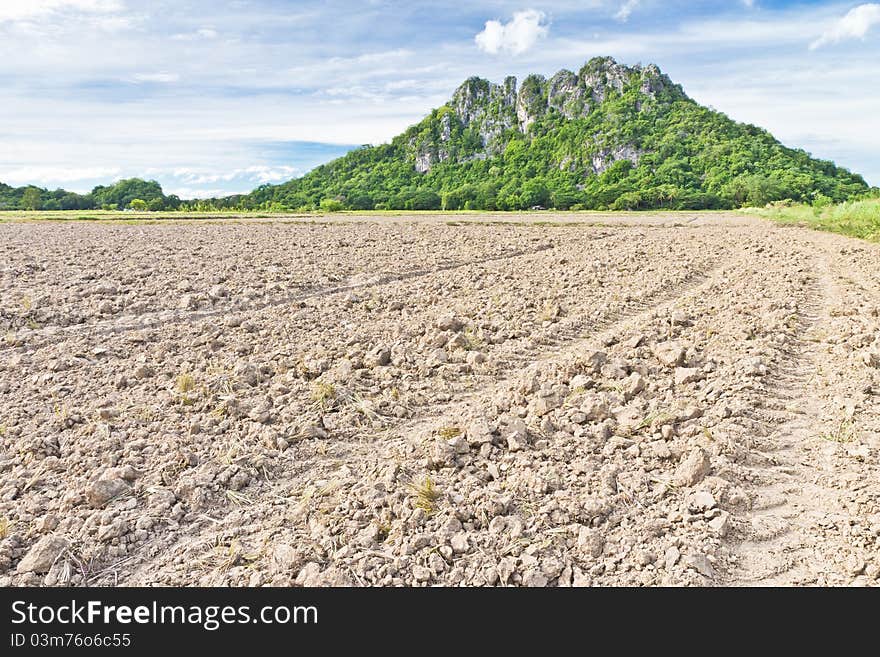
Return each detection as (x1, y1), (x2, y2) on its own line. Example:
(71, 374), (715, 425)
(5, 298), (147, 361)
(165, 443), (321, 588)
(244, 56), (869, 211)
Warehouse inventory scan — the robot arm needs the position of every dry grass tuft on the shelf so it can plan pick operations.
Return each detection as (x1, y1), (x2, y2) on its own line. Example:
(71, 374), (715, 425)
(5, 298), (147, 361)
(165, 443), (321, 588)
(411, 476), (441, 514)
(175, 373), (196, 394)
(437, 426), (461, 440)
(821, 420), (855, 444)
(310, 381), (336, 410)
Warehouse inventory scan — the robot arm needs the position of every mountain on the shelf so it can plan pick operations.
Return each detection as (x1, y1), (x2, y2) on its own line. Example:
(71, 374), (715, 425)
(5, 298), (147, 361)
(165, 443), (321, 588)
(2, 57), (870, 213)
(246, 56), (869, 211)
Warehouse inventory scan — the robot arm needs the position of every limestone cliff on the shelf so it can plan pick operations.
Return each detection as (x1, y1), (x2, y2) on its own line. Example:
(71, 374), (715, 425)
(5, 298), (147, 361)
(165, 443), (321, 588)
(409, 57), (684, 173)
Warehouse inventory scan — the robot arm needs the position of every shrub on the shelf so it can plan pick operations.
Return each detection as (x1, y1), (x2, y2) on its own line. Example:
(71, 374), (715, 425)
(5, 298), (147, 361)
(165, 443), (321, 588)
(319, 198), (344, 212)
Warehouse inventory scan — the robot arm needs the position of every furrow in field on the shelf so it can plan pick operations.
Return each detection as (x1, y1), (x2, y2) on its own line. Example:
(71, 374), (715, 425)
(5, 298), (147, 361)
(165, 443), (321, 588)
(117, 253), (733, 586)
(718, 263), (826, 585)
(722, 240), (880, 586)
(1, 241), (563, 344)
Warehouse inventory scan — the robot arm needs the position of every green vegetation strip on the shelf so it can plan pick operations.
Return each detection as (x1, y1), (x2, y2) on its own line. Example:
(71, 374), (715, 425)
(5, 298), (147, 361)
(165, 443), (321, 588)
(746, 197), (880, 242)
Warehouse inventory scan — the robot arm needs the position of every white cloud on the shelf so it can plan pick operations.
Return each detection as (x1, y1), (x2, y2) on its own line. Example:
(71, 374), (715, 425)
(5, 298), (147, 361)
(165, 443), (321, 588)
(475, 9), (548, 55)
(242, 165), (301, 183)
(742, 0), (755, 7)
(133, 72), (180, 83)
(614, 0), (639, 22)
(0, 0), (122, 23)
(170, 165), (300, 185)
(811, 3), (880, 49)
(92, 15), (134, 31)
(172, 28), (218, 40)
(0, 166), (121, 186)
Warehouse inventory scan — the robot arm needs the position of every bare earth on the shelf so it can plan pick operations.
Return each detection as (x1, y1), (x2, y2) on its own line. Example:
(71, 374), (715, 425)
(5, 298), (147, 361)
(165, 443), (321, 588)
(1, 212), (878, 587)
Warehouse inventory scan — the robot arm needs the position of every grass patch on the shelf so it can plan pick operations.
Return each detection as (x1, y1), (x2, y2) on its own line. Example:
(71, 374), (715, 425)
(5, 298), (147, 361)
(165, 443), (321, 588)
(52, 395), (70, 422)
(636, 411), (675, 431)
(349, 392), (382, 423)
(437, 426), (462, 440)
(175, 372), (197, 405)
(376, 521), (391, 542)
(821, 420), (855, 444)
(411, 476), (441, 514)
(0, 208), (736, 225)
(540, 302), (562, 322)
(175, 373), (196, 394)
(461, 328), (484, 351)
(310, 381), (336, 410)
(746, 197), (880, 241)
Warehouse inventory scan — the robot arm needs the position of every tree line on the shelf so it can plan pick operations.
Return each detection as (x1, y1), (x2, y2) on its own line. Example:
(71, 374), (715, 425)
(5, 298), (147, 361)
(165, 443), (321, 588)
(0, 178), (181, 211)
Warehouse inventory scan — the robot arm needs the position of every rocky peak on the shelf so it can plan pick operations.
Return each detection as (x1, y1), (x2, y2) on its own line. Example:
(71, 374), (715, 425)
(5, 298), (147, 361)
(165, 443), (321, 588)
(412, 57), (685, 173)
(451, 77), (492, 126)
(450, 57), (682, 136)
(516, 74), (547, 132)
(452, 75), (517, 129)
(547, 69), (586, 119)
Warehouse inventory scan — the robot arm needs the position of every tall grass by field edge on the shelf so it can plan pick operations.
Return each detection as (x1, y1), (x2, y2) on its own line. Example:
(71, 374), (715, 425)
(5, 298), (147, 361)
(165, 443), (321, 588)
(746, 197), (880, 242)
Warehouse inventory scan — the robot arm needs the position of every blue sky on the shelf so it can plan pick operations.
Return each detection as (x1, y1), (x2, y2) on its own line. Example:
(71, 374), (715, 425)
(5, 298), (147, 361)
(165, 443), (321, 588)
(1, 0), (878, 197)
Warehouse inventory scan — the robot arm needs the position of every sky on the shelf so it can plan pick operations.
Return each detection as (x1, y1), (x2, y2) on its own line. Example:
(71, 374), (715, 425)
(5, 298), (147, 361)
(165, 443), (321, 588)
(1, 0), (878, 198)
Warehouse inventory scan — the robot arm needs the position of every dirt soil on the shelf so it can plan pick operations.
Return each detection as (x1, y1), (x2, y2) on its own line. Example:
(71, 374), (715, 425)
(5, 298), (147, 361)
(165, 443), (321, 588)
(1, 212), (878, 587)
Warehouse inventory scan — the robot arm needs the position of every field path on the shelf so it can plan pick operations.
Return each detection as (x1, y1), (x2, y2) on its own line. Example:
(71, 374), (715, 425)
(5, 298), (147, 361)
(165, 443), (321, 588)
(725, 242), (880, 585)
